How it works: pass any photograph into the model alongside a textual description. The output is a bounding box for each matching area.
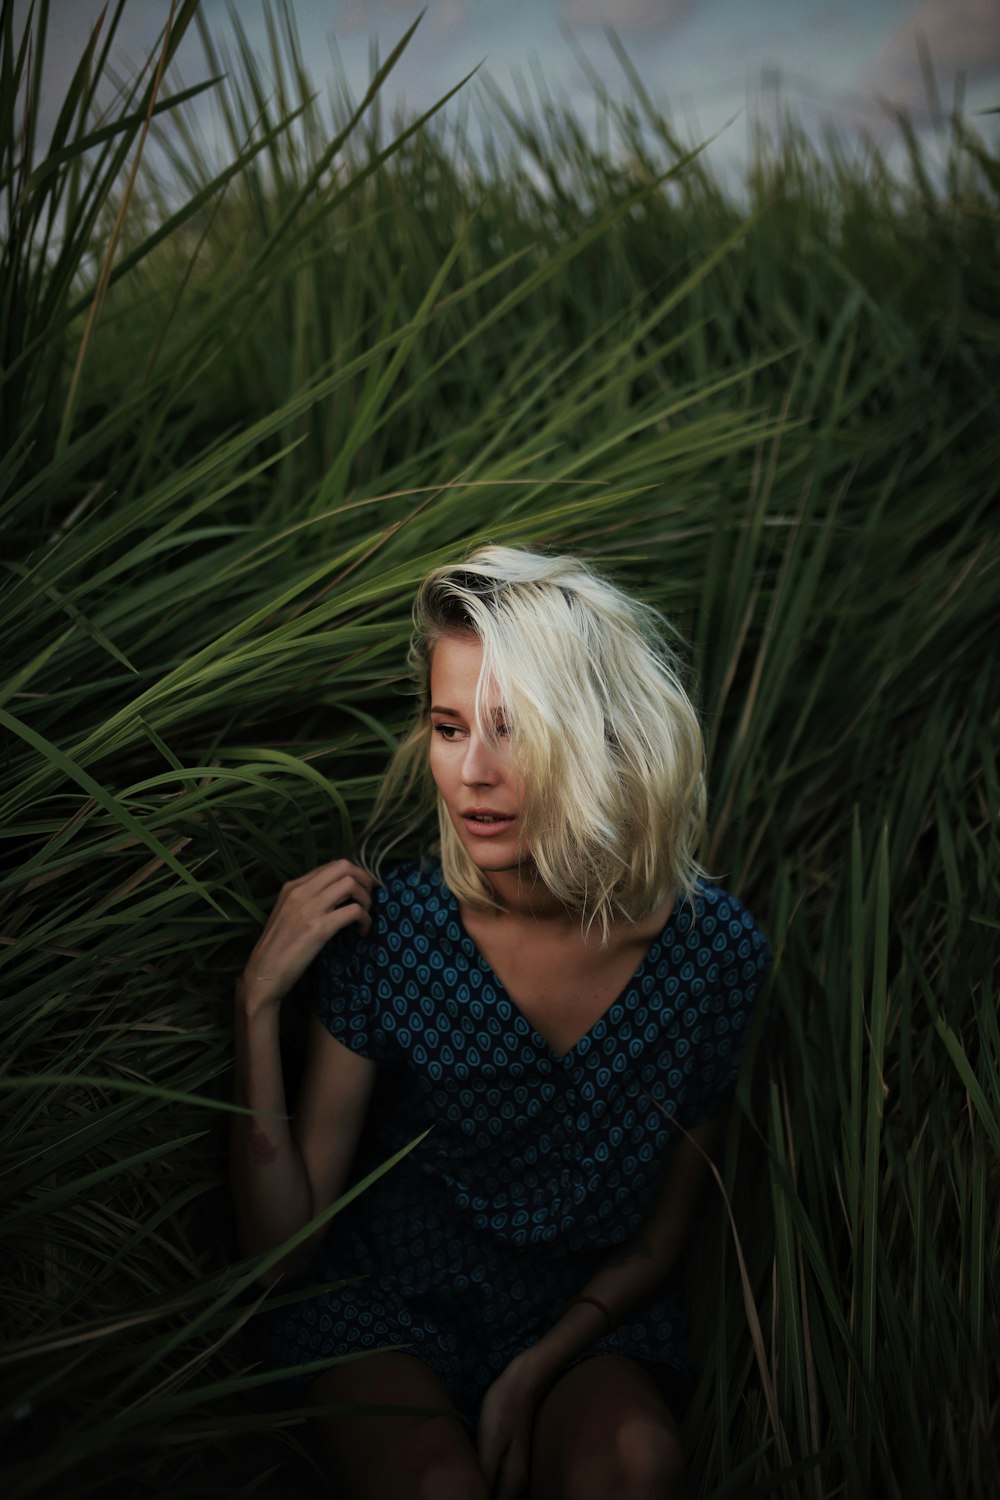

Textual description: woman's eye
[434,723,463,741]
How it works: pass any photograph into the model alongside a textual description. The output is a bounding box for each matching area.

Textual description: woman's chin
[462,837,532,875]
[470,847,530,873]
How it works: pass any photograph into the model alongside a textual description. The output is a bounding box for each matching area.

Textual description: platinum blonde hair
[364,545,706,937]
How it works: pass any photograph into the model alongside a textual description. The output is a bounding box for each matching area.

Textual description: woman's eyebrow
[429,704,465,717]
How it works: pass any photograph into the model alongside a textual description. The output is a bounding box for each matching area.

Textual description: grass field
[2,4,998,1496]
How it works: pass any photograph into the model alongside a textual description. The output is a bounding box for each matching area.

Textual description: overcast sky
[22,0,1000,176]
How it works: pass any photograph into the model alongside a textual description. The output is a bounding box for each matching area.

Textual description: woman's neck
[481,863,576,926]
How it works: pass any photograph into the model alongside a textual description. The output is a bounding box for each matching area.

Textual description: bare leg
[305,1351,488,1500]
[530,1354,691,1500]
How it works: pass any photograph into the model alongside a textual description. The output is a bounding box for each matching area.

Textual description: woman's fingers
[478,1438,500,1494]
[260,879,372,957]
[323,900,371,937]
[238,861,375,1011]
[319,874,373,914]
[495,1437,528,1500]
[476,1410,500,1491]
[478,1422,522,1498]
[283,858,374,897]
[262,870,371,935]
[266,866,371,925]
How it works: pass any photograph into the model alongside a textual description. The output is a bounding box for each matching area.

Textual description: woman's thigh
[305,1351,487,1500]
[530,1354,691,1500]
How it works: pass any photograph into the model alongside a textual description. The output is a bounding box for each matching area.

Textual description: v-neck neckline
[434,864,685,1065]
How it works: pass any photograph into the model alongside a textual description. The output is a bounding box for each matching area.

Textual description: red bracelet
[566,1295,613,1331]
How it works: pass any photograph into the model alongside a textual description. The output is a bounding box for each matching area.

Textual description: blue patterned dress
[259,858,770,1427]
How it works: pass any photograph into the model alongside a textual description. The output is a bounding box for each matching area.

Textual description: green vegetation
[2,3,997,1496]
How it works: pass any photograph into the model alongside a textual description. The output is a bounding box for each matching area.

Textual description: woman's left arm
[477,1118,719,1495]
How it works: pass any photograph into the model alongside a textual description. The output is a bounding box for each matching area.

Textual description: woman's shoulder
[315,856,449,978]
[686,880,771,972]
[692,880,766,931]
[373,855,447,909]
[360,856,454,942]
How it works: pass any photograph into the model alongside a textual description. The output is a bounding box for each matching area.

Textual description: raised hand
[237,859,374,1016]
[477,1349,548,1499]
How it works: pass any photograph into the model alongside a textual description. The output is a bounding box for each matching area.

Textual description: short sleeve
[681,896,772,1128]
[309,925,384,1063]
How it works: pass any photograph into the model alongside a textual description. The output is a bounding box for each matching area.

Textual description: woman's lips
[461,811,517,838]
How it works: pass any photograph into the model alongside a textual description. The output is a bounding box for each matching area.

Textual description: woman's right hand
[236,859,374,1016]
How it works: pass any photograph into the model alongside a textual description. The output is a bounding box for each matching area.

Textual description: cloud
[340,0,468,37]
[868,0,1000,107]
[560,0,691,32]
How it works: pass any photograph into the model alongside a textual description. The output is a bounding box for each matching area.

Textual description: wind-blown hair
[364,545,706,937]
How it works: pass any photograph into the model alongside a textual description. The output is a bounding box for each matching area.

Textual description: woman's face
[428,632,527,875]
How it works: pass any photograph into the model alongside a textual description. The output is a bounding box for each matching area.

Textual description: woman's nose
[461,732,500,786]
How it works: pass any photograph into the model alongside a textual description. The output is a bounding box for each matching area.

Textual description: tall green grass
[2,4,997,1496]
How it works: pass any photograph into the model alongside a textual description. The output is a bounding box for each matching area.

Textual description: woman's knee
[305,1354,486,1499]
[395,1418,488,1500]
[562,1416,690,1500]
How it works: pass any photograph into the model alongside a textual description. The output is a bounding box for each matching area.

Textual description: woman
[232,546,770,1500]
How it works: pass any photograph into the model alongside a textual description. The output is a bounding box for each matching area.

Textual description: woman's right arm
[230,859,377,1287]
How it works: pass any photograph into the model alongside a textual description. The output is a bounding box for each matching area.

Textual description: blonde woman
[232,546,770,1500]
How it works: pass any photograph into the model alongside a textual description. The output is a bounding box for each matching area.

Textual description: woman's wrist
[506,1343,558,1397]
[565,1295,613,1331]
[523,1297,613,1382]
[235,970,283,1009]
